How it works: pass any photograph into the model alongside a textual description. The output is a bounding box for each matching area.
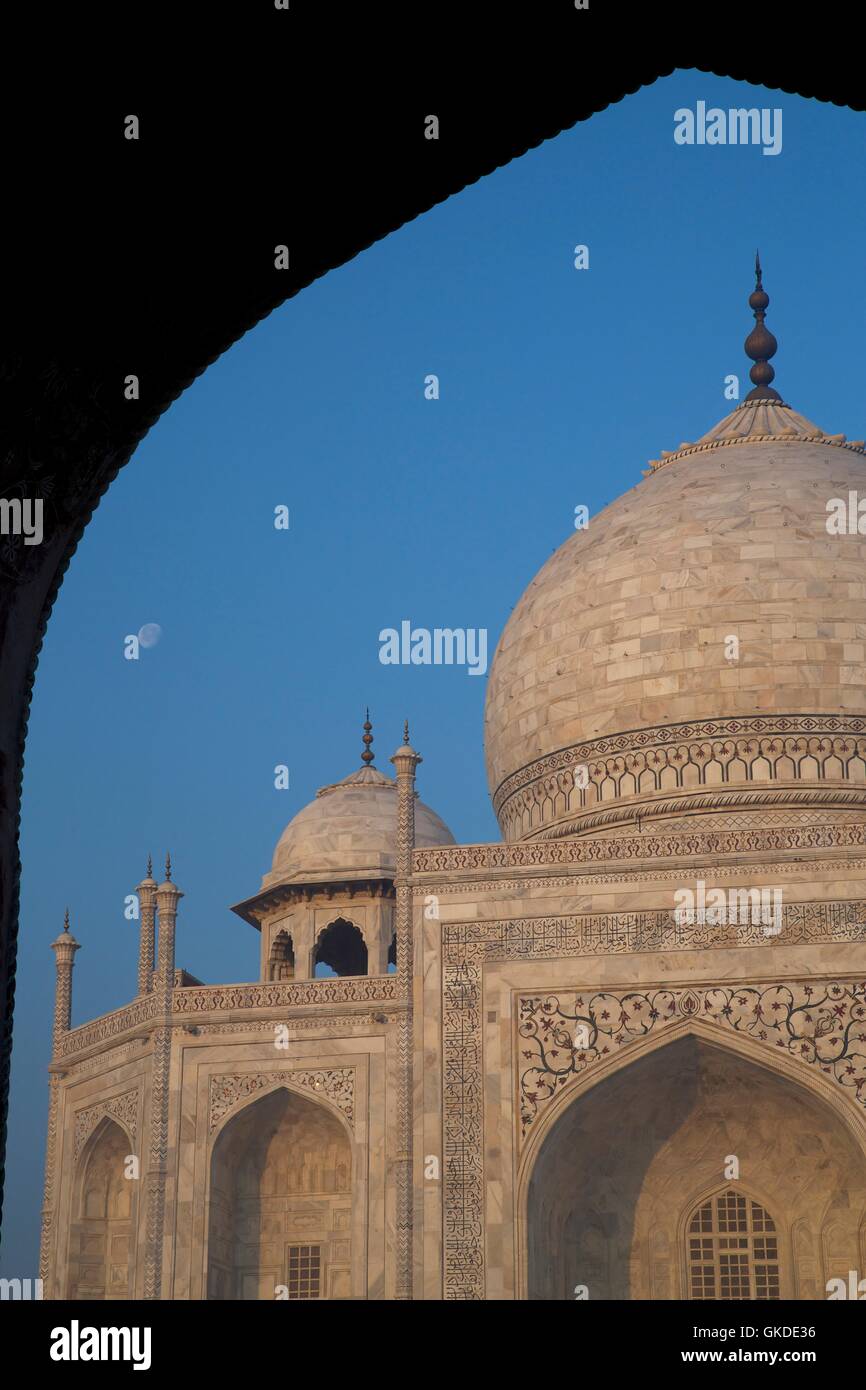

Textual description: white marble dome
[264,763,455,887]
[484,398,866,841]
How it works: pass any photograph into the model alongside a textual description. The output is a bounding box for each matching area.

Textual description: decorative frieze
[174,976,400,1015]
[442,900,866,964]
[54,980,403,1061]
[58,994,156,1058]
[490,716,866,841]
[187,1012,398,1037]
[414,858,866,898]
[414,817,866,876]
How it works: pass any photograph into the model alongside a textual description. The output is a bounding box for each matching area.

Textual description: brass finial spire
[146,852,153,879]
[361,708,374,764]
[63,906,70,933]
[744,251,781,402]
[403,720,410,745]
[165,851,172,882]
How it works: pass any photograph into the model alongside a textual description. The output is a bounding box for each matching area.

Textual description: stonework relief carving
[443,959,484,1300]
[440,908,866,1301]
[442,901,866,965]
[73,1089,139,1161]
[492,716,866,839]
[414,818,866,875]
[175,977,399,1014]
[59,994,157,1058]
[517,982,866,1143]
[208,1069,355,1132]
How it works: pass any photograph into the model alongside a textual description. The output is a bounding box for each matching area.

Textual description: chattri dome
[263,718,454,887]
[484,260,866,843]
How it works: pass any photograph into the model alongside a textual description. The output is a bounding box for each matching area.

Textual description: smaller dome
[264,764,454,888]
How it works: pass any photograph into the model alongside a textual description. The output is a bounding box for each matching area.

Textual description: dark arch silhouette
[1,36,863,1238]
[314,919,368,978]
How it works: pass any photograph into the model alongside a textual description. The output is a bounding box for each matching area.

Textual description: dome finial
[63,906,70,933]
[744,251,782,402]
[361,708,374,764]
[403,719,410,745]
[165,851,172,882]
[146,852,153,879]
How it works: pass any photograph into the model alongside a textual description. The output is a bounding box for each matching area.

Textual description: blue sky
[3,72,864,1276]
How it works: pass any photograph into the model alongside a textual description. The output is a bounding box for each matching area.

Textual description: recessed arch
[518,1025,866,1300]
[206,1084,356,1301]
[66,1115,137,1299]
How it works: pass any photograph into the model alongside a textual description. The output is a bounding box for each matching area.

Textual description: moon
[138,623,162,649]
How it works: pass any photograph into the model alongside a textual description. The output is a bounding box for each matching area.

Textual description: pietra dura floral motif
[518,982,866,1141]
[208,1069,355,1132]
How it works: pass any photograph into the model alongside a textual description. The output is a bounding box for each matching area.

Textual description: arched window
[686,1188,780,1300]
[314,918,367,978]
[387,932,396,973]
[268,929,294,981]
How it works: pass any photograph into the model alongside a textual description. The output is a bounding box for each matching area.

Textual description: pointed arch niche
[205,1085,357,1300]
[268,928,295,981]
[67,1116,137,1299]
[521,1034,866,1300]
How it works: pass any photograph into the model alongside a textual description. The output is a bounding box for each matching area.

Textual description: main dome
[485,382,866,842]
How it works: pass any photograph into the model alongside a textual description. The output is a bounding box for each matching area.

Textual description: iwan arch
[40,267,866,1299]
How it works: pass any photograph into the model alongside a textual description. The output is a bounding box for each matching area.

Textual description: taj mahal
[39,264,866,1300]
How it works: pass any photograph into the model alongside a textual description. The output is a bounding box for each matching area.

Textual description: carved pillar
[50,910,80,1055]
[292,903,315,981]
[390,724,421,1300]
[39,1071,61,1295]
[41,911,79,1295]
[367,895,390,976]
[143,856,182,1299]
[137,856,157,995]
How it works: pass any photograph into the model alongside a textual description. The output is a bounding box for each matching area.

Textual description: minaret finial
[165,851,172,882]
[361,708,374,764]
[63,906,70,933]
[147,852,153,879]
[403,720,410,745]
[744,252,781,403]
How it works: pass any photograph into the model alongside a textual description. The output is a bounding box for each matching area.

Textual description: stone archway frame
[440,903,866,1299]
[201,1071,364,1302]
[513,1018,866,1301]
